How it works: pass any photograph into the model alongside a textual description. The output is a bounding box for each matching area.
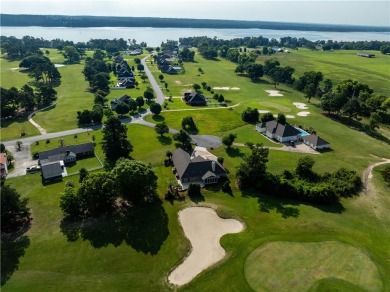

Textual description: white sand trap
[168,207,244,286]
[286,115,295,119]
[293,102,308,109]
[297,111,310,117]
[258,110,270,114]
[175,80,182,85]
[213,87,230,90]
[54,64,65,67]
[265,90,283,96]
[230,87,240,90]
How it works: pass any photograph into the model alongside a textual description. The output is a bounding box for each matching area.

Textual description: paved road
[141,55,165,105]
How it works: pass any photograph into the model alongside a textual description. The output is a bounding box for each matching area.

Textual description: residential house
[111,95,132,110]
[114,55,124,63]
[256,120,301,142]
[0,153,9,178]
[172,148,226,187]
[183,92,207,106]
[38,143,94,182]
[302,134,330,150]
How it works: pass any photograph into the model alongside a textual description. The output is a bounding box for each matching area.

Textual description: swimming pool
[296,128,309,137]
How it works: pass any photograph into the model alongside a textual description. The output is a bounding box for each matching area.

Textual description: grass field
[2,47,390,291]
[257,48,390,96]
[244,241,382,292]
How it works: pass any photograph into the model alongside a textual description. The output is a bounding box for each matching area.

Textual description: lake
[2,26,390,46]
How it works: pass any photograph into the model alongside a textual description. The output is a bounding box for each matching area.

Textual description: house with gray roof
[302,134,330,150]
[172,148,226,187]
[183,92,207,106]
[38,143,94,182]
[256,120,301,142]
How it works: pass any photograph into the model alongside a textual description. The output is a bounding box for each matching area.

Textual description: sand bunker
[297,111,310,117]
[213,87,230,90]
[168,207,244,286]
[286,115,295,119]
[265,90,283,97]
[230,87,240,90]
[54,64,65,67]
[258,110,270,114]
[175,80,182,85]
[293,102,308,109]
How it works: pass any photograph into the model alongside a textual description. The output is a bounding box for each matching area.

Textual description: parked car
[26,165,41,173]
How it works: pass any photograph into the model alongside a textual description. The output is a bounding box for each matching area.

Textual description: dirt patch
[297,111,310,117]
[175,80,182,85]
[168,207,244,286]
[265,90,283,96]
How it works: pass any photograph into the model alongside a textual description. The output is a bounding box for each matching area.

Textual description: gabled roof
[41,161,63,179]
[38,143,94,161]
[264,121,300,138]
[303,134,329,146]
[202,171,216,180]
[184,92,207,104]
[172,148,191,178]
[172,148,226,180]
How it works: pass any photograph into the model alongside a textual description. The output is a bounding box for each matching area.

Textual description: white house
[256,121,300,142]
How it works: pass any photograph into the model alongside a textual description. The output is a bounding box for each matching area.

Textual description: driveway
[190,135,222,148]
[6,143,38,178]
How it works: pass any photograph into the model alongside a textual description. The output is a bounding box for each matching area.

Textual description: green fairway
[2,46,390,291]
[244,241,382,292]
[257,49,390,96]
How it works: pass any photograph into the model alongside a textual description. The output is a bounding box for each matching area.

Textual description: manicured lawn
[245,241,382,292]
[2,47,390,291]
[0,115,40,141]
[257,48,390,96]
[65,157,102,175]
[146,107,246,136]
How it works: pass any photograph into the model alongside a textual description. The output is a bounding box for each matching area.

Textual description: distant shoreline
[1,14,389,32]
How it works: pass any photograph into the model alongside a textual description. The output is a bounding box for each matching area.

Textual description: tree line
[236,144,361,204]
[3,14,389,32]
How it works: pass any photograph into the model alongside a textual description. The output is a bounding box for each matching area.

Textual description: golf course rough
[244,241,382,292]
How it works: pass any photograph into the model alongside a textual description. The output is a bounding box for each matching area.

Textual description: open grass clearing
[244,241,382,292]
[0,115,41,141]
[146,107,246,136]
[257,48,390,96]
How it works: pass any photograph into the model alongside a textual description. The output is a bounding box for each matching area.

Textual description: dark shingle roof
[172,148,226,180]
[184,92,207,104]
[303,134,329,146]
[265,121,300,138]
[41,161,63,180]
[39,143,94,161]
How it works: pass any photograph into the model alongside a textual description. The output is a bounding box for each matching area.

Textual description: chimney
[212,161,215,172]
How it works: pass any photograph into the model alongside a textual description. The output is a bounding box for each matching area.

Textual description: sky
[1,0,389,27]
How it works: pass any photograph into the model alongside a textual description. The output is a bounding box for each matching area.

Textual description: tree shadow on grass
[1,225,31,286]
[151,115,165,122]
[157,135,172,145]
[188,192,205,204]
[257,196,300,219]
[226,147,245,158]
[60,199,169,255]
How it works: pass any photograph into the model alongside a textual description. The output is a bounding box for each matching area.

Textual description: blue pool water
[296,128,309,136]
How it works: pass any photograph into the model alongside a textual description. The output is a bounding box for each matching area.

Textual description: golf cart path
[27,103,58,135]
[362,158,390,193]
